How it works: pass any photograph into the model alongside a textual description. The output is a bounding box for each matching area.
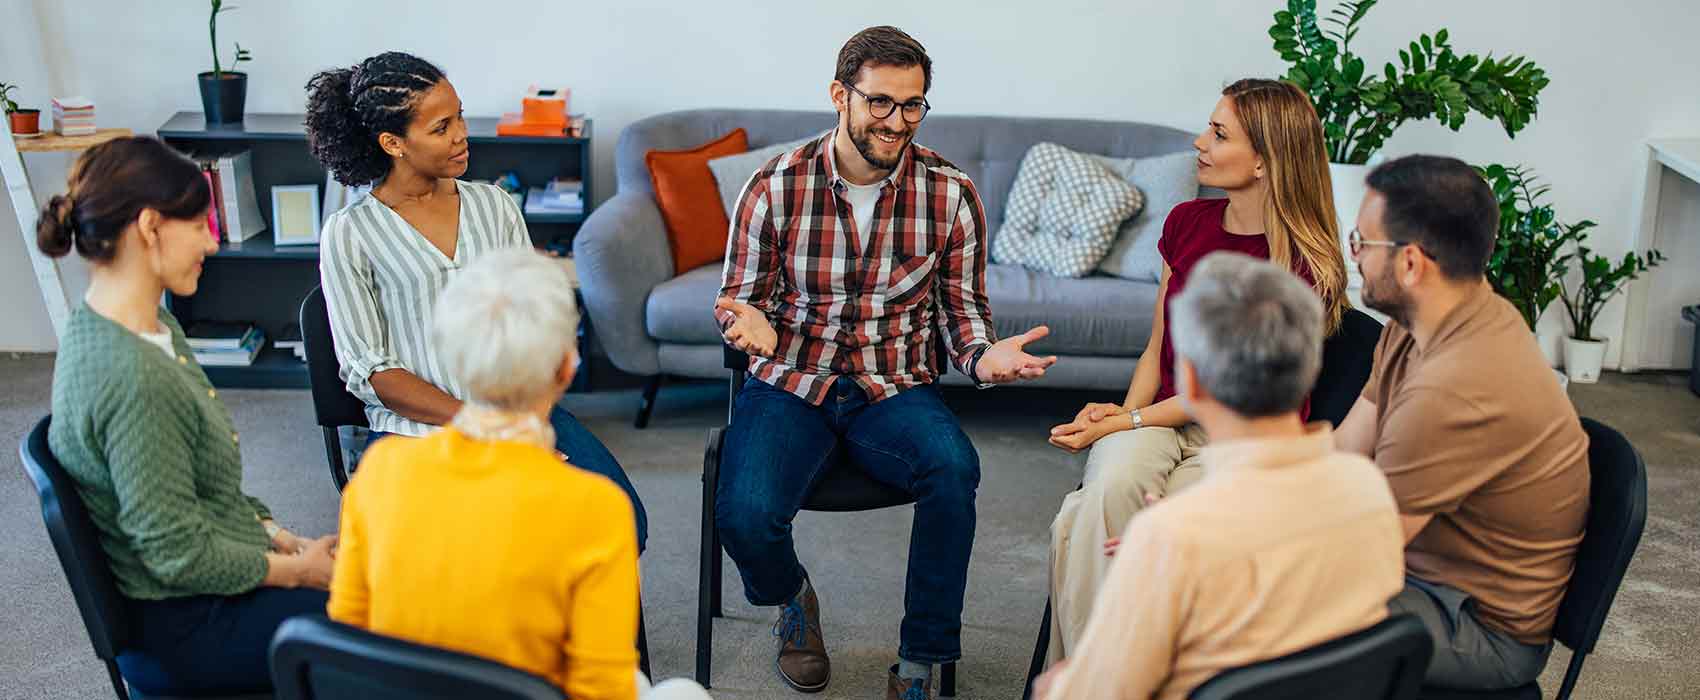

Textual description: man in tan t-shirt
[1035,252,1405,700]
[1338,155,1590,691]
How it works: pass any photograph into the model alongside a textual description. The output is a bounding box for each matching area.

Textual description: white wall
[4,0,1698,361]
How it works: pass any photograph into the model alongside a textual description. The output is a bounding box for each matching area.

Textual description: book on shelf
[194,328,266,367]
[274,322,305,361]
[186,321,260,351]
[185,148,264,245]
[524,178,585,215]
[201,170,223,243]
[321,172,372,224]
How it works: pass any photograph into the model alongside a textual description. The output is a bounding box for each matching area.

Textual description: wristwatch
[261,518,283,542]
[1130,408,1145,430]
[967,345,993,389]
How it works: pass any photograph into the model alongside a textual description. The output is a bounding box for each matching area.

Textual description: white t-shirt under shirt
[138,328,175,359]
[840,178,881,237]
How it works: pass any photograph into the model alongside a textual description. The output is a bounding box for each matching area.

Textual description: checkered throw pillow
[992,143,1144,278]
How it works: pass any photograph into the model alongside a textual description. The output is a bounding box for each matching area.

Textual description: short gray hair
[431,248,580,411]
[1169,252,1323,417]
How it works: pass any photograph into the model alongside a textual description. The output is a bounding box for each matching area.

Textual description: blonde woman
[1044,78,1351,661]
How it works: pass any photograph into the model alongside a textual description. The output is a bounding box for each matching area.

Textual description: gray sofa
[574,108,1197,424]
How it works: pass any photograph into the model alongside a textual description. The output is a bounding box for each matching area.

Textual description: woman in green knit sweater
[40,137,336,696]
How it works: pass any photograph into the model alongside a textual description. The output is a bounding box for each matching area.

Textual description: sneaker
[773,581,829,692]
[886,664,933,700]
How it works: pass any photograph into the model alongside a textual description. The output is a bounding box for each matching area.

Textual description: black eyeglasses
[841,82,930,124]
[1348,227,1409,257]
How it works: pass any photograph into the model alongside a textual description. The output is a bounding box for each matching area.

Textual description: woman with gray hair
[327,249,709,700]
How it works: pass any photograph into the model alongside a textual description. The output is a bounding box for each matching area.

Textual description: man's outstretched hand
[715,297,778,358]
[974,326,1058,384]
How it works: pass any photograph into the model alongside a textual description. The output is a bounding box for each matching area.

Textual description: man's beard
[1361,263,1412,329]
[850,120,911,171]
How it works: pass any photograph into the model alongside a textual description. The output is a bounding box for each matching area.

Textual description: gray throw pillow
[992,143,1143,278]
[1093,150,1201,283]
[707,136,817,218]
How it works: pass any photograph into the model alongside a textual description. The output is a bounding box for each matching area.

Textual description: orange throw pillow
[647,128,749,275]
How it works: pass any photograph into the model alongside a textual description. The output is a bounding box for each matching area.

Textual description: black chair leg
[634,376,663,429]
[104,661,129,700]
[322,426,348,492]
[1024,599,1053,699]
[1556,651,1586,700]
[697,427,724,687]
[942,661,957,697]
[638,603,652,680]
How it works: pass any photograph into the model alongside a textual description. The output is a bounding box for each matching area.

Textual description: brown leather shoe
[886,664,934,700]
[773,582,830,692]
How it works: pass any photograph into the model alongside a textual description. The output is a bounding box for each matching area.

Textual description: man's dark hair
[1365,154,1499,280]
[835,26,932,93]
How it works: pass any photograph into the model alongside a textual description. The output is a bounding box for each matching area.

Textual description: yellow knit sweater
[328,428,639,700]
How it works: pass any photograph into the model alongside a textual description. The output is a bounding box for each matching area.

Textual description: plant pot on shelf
[1564,336,1607,384]
[9,108,41,137]
[197,72,247,125]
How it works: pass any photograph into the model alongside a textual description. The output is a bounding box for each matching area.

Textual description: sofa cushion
[1094,150,1200,283]
[992,143,1142,278]
[708,136,816,219]
[645,262,1159,359]
[985,264,1157,357]
[646,263,726,345]
[646,128,748,276]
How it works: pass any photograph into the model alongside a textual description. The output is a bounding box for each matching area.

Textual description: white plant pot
[1564,337,1608,384]
[1537,327,1565,368]
[1553,367,1570,393]
[1329,161,1375,290]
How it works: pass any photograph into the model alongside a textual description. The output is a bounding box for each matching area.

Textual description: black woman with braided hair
[303,52,647,543]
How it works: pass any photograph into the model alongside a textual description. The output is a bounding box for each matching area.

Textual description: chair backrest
[1311,308,1384,427]
[300,286,369,430]
[270,616,566,700]
[18,415,131,663]
[1189,614,1432,700]
[1552,418,1648,654]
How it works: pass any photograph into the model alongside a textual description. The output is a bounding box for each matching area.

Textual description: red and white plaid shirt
[718,129,997,405]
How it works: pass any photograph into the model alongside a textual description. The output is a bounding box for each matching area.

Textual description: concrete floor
[0,353,1695,699]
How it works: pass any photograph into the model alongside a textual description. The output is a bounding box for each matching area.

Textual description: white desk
[1621,139,1700,372]
[0,127,131,342]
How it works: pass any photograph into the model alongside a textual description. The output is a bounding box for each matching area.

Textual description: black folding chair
[270,616,564,700]
[300,286,368,492]
[697,344,959,696]
[1022,308,1386,697]
[1190,614,1432,699]
[19,416,270,700]
[1418,417,1649,700]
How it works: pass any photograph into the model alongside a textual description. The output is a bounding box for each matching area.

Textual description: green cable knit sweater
[49,305,272,600]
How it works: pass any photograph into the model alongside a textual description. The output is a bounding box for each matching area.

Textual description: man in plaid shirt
[713,26,1056,700]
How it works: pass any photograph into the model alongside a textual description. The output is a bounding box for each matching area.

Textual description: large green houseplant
[1478,164,1592,332]
[1269,0,1550,165]
[197,0,253,124]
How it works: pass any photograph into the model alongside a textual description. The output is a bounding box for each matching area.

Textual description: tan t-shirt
[1365,284,1589,644]
[1046,425,1405,700]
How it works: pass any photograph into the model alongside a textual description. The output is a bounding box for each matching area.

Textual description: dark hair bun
[36,194,77,258]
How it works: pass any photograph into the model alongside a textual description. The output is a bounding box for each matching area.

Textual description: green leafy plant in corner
[0,83,20,114]
[1477,164,1591,331]
[1270,0,1550,164]
[1560,245,1665,343]
[209,0,252,78]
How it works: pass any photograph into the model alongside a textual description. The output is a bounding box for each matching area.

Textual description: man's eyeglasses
[1348,227,1408,257]
[841,82,930,124]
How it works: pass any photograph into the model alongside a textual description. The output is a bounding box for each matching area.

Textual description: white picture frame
[271,184,322,246]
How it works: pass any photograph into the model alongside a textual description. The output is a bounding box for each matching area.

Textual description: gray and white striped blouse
[319,180,528,437]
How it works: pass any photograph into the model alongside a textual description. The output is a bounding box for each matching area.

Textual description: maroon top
[1154,198,1315,418]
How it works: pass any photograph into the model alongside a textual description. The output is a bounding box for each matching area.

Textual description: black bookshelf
[159,111,595,389]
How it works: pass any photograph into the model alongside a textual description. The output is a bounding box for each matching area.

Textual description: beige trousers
[1046,423,1210,663]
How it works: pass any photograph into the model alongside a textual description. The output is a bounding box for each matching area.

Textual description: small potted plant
[197,0,252,125]
[2,82,41,138]
[1478,163,1591,366]
[1558,245,1666,383]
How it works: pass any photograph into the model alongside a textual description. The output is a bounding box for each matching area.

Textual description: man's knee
[915,428,981,495]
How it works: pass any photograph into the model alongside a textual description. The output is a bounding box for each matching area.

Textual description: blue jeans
[716,376,980,663]
[366,404,648,551]
[117,587,329,695]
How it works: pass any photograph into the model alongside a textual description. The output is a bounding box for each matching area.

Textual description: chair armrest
[574,191,675,376]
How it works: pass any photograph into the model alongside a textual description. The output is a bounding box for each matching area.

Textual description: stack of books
[274,323,306,362]
[187,149,265,246]
[186,321,266,367]
[524,178,584,216]
[52,97,96,136]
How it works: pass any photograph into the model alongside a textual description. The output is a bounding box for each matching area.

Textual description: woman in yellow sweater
[327,248,707,700]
